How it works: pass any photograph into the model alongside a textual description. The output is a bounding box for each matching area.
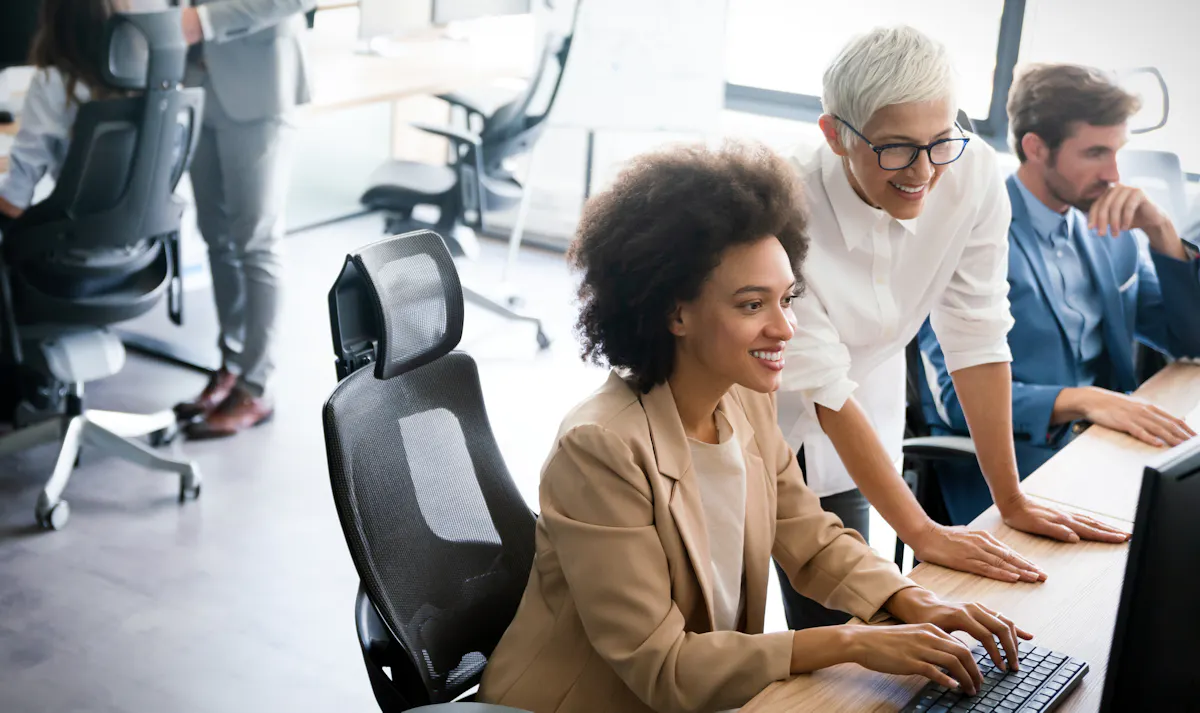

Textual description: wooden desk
[306,33,529,115]
[745,363,1200,713]
[304,8,532,115]
[1021,363,1200,522]
[744,505,1130,713]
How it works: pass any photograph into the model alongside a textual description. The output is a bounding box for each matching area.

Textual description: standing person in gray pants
[171,0,316,439]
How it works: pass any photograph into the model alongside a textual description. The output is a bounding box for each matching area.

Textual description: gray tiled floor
[0,215,607,713]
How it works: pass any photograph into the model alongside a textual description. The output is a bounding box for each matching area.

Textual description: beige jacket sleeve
[764,396,918,622]
[540,424,795,713]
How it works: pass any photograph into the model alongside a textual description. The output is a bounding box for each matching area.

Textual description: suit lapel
[640,381,717,631]
[1007,176,1074,346]
[1070,212,1136,389]
[722,394,771,634]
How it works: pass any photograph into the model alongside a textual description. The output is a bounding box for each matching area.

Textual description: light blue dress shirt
[1014,176,1106,386]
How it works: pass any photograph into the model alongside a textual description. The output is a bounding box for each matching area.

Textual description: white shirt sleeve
[0,70,73,211]
[782,286,859,411]
[929,141,1015,373]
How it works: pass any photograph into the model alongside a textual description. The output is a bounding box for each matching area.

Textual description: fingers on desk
[979,533,1045,582]
[1061,512,1131,543]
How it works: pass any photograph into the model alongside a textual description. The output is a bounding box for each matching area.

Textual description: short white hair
[822,26,958,147]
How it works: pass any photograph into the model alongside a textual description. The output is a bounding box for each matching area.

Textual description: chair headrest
[328,230,465,382]
[102,9,189,92]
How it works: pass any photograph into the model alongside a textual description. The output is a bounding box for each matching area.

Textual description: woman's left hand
[884,587,1033,673]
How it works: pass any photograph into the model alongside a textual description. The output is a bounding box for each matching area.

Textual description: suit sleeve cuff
[196,5,215,42]
[1013,384,1064,443]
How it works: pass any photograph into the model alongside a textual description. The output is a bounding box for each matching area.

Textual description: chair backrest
[2,9,202,327]
[479,7,579,169]
[1117,149,1188,225]
[323,230,536,705]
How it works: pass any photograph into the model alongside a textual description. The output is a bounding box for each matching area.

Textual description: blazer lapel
[640,380,717,631]
[1070,211,1136,389]
[1007,176,1073,346]
[721,393,771,635]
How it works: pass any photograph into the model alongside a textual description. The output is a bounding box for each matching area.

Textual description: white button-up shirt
[778,136,1014,497]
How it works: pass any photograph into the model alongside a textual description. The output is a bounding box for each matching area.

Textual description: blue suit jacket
[917,173,1200,523]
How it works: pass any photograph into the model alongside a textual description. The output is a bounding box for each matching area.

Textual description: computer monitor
[0,0,40,69]
[1100,435,1200,711]
[431,0,531,24]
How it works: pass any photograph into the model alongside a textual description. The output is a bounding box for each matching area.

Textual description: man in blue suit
[918,63,1200,525]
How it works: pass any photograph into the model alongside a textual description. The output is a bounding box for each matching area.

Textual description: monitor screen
[432,0,531,25]
[1101,435,1200,711]
[0,1,40,69]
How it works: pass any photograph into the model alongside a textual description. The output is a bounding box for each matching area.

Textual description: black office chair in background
[0,9,205,529]
[894,338,977,566]
[322,230,535,711]
[360,23,577,352]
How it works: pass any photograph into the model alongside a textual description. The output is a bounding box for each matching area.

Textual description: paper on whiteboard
[549,0,728,134]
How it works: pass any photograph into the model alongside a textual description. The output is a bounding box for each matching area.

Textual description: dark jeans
[774,486,872,630]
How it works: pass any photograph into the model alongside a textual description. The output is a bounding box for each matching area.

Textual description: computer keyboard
[901,640,1088,713]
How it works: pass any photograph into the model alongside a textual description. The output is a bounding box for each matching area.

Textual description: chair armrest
[412,122,482,147]
[437,91,490,118]
[902,435,977,461]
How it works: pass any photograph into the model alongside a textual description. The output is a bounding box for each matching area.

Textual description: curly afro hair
[569,140,810,393]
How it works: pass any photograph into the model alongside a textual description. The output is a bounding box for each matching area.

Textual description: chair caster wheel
[179,465,202,503]
[536,330,551,350]
[36,500,69,530]
[149,423,179,447]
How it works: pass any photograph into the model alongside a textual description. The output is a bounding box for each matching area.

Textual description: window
[725,0,1007,120]
[1018,0,1200,173]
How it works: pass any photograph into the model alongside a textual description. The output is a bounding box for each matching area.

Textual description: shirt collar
[819,144,919,251]
[1014,172,1072,242]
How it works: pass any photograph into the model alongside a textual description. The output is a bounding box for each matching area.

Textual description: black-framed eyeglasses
[834,116,970,171]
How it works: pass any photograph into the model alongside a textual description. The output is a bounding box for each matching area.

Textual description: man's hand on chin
[181,7,204,45]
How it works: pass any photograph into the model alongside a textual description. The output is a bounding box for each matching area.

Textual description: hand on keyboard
[846,622,984,696]
[884,587,1034,675]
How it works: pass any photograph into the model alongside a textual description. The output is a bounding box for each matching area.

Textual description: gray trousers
[188,65,294,395]
[774,486,871,630]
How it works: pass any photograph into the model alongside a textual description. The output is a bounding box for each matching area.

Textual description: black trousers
[775,448,872,630]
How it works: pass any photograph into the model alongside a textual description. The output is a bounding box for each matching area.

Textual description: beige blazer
[478,371,915,713]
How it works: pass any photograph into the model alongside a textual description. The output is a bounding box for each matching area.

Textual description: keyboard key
[997,705,1018,713]
[950,703,972,712]
[929,705,951,713]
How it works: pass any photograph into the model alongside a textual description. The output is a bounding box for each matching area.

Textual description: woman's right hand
[910,523,1046,583]
[845,623,983,696]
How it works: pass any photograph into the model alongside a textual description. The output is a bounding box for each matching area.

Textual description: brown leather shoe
[174,368,238,421]
[184,384,274,440]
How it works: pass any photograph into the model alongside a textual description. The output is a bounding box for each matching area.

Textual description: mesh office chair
[359,24,577,351]
[0,10,204,529]
[322,230,535,711]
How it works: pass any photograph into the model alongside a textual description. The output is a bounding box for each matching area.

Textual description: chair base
[0,408,202,530]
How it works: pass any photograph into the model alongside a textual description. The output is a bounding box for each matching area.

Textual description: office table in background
[744,362,1200,713]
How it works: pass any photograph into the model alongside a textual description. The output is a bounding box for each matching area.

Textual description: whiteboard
[548,0,728,133]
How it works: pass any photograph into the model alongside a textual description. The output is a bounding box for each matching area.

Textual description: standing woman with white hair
[775,26,1130,630]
